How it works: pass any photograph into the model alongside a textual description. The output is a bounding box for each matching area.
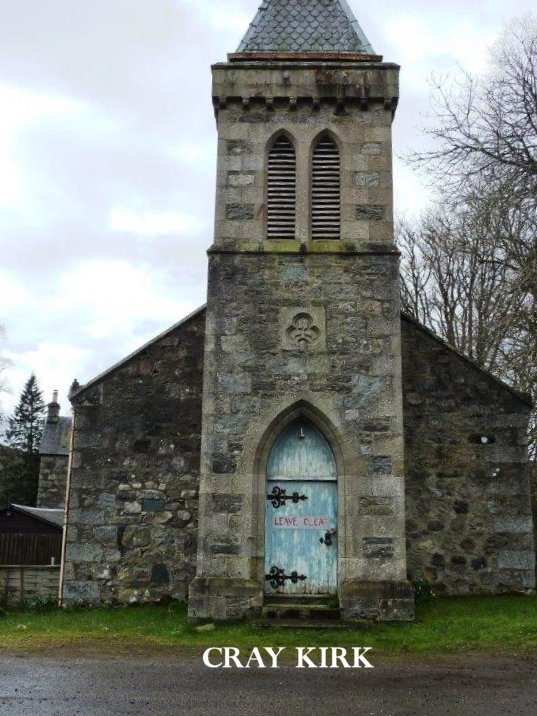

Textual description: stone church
[58,0,535,622]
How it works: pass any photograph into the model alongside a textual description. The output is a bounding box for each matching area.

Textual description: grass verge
[0,594,536,656]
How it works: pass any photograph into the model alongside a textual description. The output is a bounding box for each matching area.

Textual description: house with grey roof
[37,391,72,509]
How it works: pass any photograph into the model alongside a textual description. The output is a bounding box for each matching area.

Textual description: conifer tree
[6,374,45,505]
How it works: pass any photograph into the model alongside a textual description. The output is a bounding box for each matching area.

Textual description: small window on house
[311,133,340,239]
[267,135,296,239]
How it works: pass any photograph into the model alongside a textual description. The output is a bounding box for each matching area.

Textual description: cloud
[182,0,251,35]
[383,14,498,78]
[58,259,192,340]
[1,0,536,421]
[3,343,89,411]
[1,258,205,413]
[108,209,204,237]
[0,83,86,211]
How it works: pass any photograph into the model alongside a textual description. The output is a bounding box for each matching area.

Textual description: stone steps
[250,598,368,629]
[262,604,341,621]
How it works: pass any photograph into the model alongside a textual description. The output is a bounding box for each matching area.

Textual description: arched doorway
[264,419,337,595]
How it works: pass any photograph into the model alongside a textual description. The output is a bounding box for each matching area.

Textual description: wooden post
[3,567,10,607]
[20,566,25,607]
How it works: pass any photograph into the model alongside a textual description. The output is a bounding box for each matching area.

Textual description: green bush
[413,580,436,606]
[22,594,58,614]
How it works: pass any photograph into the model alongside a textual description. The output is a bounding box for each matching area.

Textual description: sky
[0,0,535,420]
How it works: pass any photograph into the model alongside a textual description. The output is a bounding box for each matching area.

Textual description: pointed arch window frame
[265,131,297,240]
[310,131,341,240]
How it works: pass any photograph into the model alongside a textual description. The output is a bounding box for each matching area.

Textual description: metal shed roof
[9,504,64,529]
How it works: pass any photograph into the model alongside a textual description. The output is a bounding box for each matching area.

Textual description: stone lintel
[207,246,401,257]
[227,52,385,63]
[214,60,400,70]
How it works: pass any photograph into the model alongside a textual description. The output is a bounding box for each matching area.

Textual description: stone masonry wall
[61,304,534,607]
[193,249,411,619]
[62,310,205,605]
[191,58,413,621]
[38,455,69,509]
[211,62,400,254]
[402,316,535,594]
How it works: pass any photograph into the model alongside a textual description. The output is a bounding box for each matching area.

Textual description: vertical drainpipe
[57,397,77,607]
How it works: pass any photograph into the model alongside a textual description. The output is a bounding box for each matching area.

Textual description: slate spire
[237,0,374,55]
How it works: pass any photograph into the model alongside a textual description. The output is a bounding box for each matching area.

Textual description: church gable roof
[69,306,531,409]
[237,0,374,55]
[401,313,532,408]
[70,305,206,401]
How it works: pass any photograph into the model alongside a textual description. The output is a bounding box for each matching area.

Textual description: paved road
[0,652,536,715]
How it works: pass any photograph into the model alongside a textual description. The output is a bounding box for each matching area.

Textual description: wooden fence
[0,533,62,566]
[0,565,60,608]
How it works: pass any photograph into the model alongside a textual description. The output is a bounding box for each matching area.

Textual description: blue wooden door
[264,420,337,595]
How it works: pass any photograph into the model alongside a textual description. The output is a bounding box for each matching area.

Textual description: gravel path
[0,651,536,715]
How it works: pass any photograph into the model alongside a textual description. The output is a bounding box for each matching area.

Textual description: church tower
[189,0,414,621]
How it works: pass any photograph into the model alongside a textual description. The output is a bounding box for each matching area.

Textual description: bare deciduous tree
[399,193,524,372]
[412,15,537,197]
[404,14,537,461]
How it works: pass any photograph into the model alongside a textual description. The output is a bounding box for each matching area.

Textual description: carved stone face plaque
[280,307,326,352]
[287,313,320,350]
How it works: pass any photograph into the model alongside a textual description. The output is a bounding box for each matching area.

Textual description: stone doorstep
[254,599,374,628]
[252,618,369,630]
[262,604,341,621]
[267,594,332,605]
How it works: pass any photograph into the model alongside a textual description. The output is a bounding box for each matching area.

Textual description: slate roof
[10,504,64,528]
[39,416,72,456]
[237,0,374,54]
[401,313,532,407]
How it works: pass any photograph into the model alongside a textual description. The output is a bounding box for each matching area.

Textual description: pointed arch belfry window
[267,134,296,239]
[311,133,341,240]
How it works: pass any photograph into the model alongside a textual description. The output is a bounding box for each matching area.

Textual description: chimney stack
[47,390,60,424]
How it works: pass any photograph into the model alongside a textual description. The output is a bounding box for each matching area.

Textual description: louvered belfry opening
[267,134,296,239]
[311,133,341,239]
